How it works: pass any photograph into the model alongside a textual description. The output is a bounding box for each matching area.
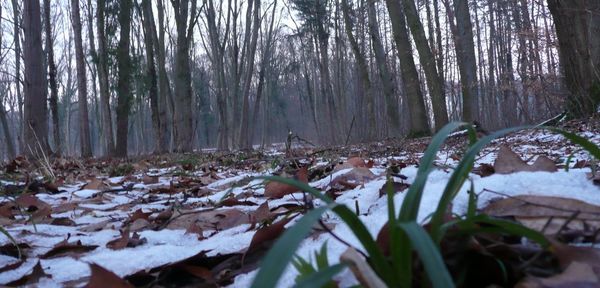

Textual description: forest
[0,0,596,159]
[0,0,600,287]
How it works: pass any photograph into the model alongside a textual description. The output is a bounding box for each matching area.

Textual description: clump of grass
[110,163,135,177]
[250,122,600,288]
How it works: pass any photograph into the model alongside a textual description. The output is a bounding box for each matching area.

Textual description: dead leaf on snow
[142,175,159,185]
[40,239,98,259]
[85,263,134,288]
[493,146,557,174]
[106,229,147,250]
[245,215,298,255]
[482,195,600,235]
[82,178,110,191]
[6,261,51,286]
[378,181,410,198]
[167,209,250,231]
[15,193,52,219]
[264,166,309,199]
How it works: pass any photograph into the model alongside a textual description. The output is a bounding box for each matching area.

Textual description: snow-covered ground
[1,126,599,287]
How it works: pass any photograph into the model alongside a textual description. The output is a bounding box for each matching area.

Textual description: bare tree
[116,0,133,157]
[71,0,92,157]
[385,0,430,136]
[401,0,448,130]
[171,0,199,152]
[97,0,115,156]
[23,0,51,156]
[44,0,61,155]
[548,0,600,117]
[0,4,16,159]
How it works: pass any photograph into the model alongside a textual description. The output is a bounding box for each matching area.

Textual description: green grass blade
[429,126,529,242]
[399,121,466,221]
[546,128,600,160]
[0,227,20,259]
[397,222,455,288]
[293,263,346,288]
[467,215,549,247]
[253,176,393,283]
[251,205,333,288]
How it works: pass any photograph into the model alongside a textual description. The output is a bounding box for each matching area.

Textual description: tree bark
[44,0,61,155]
[96,0,115,156]
[70,0,92,157]
[367,0,401,136]
[171,0,198,152]
[547,0,600,117]
[401,0,448,130]
[116,0,133,157]
[341,0,376,140]
[154,0,172,152]
[141,0,163,153]
[384,0,430,136]
[23,0,51,156]
[11,0,23,152]
[238,0,261,150]
[443,0,478,122]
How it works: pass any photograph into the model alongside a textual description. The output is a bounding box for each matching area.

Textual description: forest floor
[1,119,600,287]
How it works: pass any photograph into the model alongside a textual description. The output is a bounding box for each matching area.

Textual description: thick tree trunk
[97,0,115,156]
[384,0,430,136]
[116,0,133,157]
[43,0,61,155]
[23,0,51,156]
[401,0,448,130]
[171,0,197,152]
[70,0,92,157]
[547,0,600,117]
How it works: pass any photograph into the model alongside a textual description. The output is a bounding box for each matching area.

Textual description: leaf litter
[0,120,600,287]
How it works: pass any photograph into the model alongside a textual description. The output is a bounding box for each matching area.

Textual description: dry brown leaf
[246,215,297,254]
[264,167,309,199]
[494,146,557,174]
[40,239,98,259]
[142,175,159,185]
[167,209,250,231]
[85,263,133,288]
[15,193,52,219]
[516,261,599,288]
[6,261,51,286]
[482,195,600,234]
[83,178,109,190]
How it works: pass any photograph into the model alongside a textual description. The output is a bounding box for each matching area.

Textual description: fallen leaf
[85,263,134,288]
[378,181,410,198]
[246,215,298,254]
[264,167,309,199]
[220,197,257,207]
[482,195,600,235]
[7,261,51,286]
[494,146,557,174]
[15,193,52,219]
[106,229,147,250]
[40,239,98,259]
[83,178,109,190]
[516,261,599,288]
[142,175,159,185]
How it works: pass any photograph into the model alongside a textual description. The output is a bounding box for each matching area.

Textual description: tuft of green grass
[250,123,600,287]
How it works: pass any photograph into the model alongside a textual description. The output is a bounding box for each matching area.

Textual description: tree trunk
[249,0,277,146]
[547,0,600,117]
[0,5,15,159]
[116,0,133,157]
[238,0,261,150]
[141,0,162,153]
[341,0,376,140]
[43,0,61,155]
[443,0,478,122]
[367,0,401,136]
[70,0,92,157]
[11,0,23,152]
[401,0,448,130]
[171,0,198,152]
[97,0,115,156]
[384,0,430,136]
[23,0,51,156]
[153,0,172,153]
